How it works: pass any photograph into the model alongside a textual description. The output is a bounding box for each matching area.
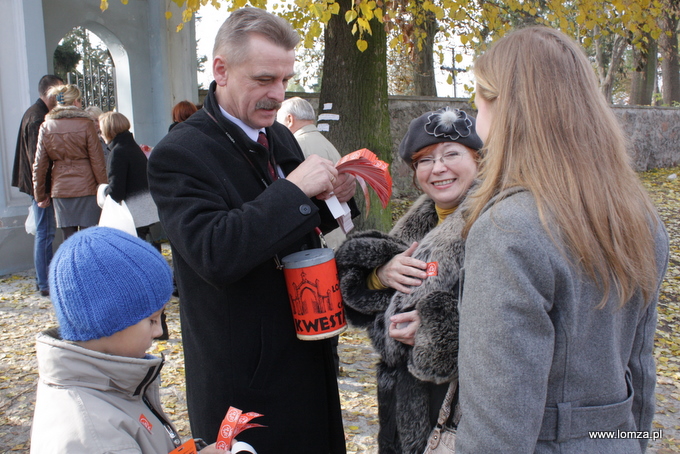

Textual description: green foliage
[53,43,80,81]
[53,27,113,83]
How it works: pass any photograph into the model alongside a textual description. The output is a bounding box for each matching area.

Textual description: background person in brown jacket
[33,84,107,240]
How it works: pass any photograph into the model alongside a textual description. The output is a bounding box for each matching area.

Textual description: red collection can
[281,248,347,340]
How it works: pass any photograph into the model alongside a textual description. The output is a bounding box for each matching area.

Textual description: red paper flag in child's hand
[215,407,265,451]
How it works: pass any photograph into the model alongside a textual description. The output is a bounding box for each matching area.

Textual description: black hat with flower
[398,107,484,163]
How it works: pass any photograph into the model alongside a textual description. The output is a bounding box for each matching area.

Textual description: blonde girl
[456,26,669,453]
[33,85,107,239]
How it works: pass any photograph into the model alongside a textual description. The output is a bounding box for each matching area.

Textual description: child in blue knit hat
[30,227,229,454]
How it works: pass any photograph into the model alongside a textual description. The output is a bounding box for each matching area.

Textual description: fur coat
[336,194,464,453]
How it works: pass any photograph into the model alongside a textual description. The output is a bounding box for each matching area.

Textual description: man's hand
[332,173,356,203]
[287,154,338,199]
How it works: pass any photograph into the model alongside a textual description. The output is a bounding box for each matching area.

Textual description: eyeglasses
[414,151,465,170]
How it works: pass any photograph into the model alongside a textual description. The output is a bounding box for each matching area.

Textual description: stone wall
[618,106,680,172]
[288,93,680,198]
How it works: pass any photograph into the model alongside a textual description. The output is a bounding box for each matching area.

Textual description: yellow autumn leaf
[165,11,173,19]
[356,39,368,52]
[310,3,323,18]
[345,9,358,23]
[357,17,372,35]
[360,3,374,21]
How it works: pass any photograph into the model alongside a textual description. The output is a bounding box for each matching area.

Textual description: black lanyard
[204,109,290,269]
[204,109,276,189]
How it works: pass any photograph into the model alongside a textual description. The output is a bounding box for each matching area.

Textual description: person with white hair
[278,97,346,250]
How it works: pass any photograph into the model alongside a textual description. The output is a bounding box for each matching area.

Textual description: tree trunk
[320,0,393,231]
[659,9,680,105]
[594,30,627,103]
[413,12,438,97]
[630,39,658,105]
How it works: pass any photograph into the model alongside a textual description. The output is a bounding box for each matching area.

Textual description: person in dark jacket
[99,111,160,247]
[168,100,197,132]
[12,74,63,297]
[147,8,356,453]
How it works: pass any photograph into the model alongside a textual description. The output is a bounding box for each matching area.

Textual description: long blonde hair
[467,26,659,308]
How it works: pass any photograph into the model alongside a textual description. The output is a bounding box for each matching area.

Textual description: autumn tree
[102,0,674,227]
[659,0,680,104]
[319,0,393,230]
[629,36,658,105]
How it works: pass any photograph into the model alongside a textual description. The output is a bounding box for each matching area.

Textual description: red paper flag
[336,148,392,213]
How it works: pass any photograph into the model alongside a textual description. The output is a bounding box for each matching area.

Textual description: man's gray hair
[213,7,300,66]
[280,97,316,122]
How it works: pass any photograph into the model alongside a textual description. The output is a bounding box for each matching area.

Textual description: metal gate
[67,59,116,112]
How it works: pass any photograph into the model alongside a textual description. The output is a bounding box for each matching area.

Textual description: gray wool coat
[456,188,669,454]
[336,194,464,454]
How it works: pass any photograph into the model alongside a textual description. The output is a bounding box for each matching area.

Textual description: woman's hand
[389,310,421,346]
[376,242,428,293]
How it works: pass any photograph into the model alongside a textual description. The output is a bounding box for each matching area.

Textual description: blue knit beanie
[49,227,173,341]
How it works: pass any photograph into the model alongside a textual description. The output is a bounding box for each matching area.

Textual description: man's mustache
[256,100,281,110]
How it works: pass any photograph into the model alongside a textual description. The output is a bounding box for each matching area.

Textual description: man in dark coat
[147,8,355,453]
[12,74,63,297]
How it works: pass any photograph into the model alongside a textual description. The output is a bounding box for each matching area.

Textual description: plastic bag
[25,205,36,235]
[99,195,137,237]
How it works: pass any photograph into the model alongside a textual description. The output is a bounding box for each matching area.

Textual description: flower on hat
[424,107,473,140]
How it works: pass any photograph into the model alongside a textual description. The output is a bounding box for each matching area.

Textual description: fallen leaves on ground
[1,166,680,453]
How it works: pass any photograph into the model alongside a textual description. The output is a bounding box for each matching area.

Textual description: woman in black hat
[335,107,483,453]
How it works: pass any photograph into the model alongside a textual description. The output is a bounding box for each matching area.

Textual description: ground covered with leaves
[1,166,680,453]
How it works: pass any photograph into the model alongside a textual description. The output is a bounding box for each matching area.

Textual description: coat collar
[110,130,136,149]
[203,81,303,173]
[294,123,318,137]
[46,106,92,121]
[36,329,163,398]
[480,186,528,216]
